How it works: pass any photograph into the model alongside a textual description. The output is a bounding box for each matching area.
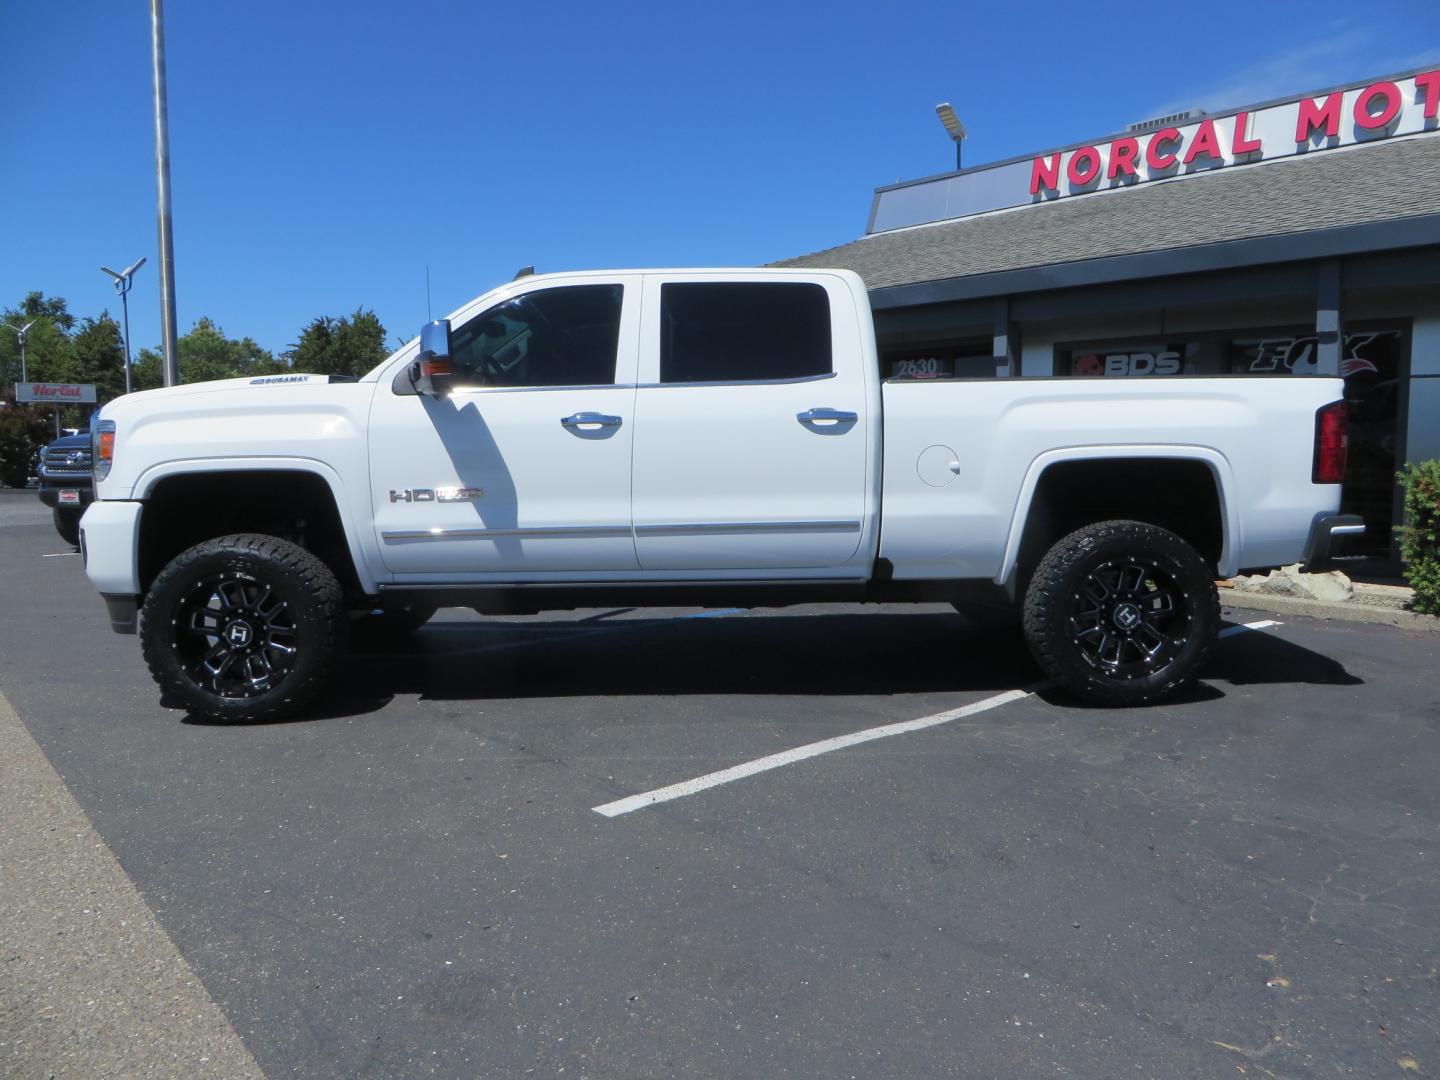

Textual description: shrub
[0,404,51,488]
[1398,460,1440,615]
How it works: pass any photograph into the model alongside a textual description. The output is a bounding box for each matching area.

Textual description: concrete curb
[0,689,264,1079]
[1221,589,1440,632]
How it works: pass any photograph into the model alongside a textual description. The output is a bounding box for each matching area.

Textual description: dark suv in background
[37,432,93,546]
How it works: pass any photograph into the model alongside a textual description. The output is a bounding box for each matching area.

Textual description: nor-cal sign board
[15,382,97,404]
[869,66,1440,233]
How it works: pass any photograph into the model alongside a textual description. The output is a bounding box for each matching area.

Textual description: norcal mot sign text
[867,66,1440,234]
[1030,71,1440,199]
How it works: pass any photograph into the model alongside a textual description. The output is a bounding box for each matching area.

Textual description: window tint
[660,282,831,383]
[448,284,623,387]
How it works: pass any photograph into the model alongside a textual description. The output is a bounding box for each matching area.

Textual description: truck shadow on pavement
[182,611,1365,724]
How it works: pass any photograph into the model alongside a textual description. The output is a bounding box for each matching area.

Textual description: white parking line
[594,619,1286,818]
[593,686,1042,818]
[42,552,78,558]
[1219,619,1282,638]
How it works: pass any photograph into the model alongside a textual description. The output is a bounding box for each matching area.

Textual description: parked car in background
[37,431,93,545]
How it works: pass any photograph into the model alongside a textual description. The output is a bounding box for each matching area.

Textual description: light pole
[101,257,147,395]
[3,320,35,383]
[150,0,179,386]
[935,103,968,170]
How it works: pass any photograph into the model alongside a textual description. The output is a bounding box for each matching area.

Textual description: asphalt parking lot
[2,495,1438,1079]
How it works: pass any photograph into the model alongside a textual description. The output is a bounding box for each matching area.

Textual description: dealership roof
[776,133,1440,305]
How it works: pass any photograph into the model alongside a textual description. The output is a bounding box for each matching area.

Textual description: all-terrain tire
[1022,520,1219,707]
[140,533,347,722]
[53,507,81,547]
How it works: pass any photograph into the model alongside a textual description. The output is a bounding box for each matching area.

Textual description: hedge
[1398,460,1440,615]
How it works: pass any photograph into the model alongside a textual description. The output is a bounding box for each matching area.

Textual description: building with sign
[779,65,1440,568]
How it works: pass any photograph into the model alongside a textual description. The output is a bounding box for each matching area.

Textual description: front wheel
[140,533,347,722]
[1022,520,1219,707]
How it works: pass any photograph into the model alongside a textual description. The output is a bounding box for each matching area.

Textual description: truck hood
[96,373,356,417]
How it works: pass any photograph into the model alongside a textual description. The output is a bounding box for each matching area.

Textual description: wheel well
[138,471,361,598]
[1013,458,1224,587]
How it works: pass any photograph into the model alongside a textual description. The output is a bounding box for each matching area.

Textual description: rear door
[630,274,872,572]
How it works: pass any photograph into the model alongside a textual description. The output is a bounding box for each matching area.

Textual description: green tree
[2,293,77,389]
[0,404,52,487]
[132,317,287,390]
[290,308,389,378]
[71,314,127,404]
[18,291,76,332]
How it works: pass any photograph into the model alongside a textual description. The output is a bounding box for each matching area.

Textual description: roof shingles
[775,134,1440,290]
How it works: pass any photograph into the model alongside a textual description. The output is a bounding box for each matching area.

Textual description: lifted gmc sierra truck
[79,269,1359,721]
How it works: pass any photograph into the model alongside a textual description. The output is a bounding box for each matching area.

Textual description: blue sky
[2,0,1437,359]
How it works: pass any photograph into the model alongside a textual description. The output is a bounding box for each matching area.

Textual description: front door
[630,275,872,571]
[369,278,641,577]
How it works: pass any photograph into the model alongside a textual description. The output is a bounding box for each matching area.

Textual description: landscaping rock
[1232,563,1354,603]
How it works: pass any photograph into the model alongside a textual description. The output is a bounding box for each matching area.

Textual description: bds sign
[15,382,97,404]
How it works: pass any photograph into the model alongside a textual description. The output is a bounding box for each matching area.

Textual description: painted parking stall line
[594,686,1041,818]
[1219,619,1282,638]
[595,619,1286,818]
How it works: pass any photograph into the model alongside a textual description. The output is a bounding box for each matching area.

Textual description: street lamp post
[935,103,968,170]
[3,320,35,383]
[101,258,147,395]
[150,0,180,386]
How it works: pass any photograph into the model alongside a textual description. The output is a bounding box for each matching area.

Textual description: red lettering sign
[1417,69,1440,119]
[1182,118,1224,165]
[1145,128,1182,170]
[1030,152,1061,194]
[1296,92,1342,142]
[1066,146,1102,186]
[1231,111,1262,155]
[1107,136,1140,178]
[1354,81,1402,129]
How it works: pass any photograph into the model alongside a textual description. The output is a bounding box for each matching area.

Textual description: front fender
[131,456,382,594]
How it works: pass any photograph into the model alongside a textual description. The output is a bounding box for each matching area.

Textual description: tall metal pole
[150,0,180,386]
[120,289,134,395]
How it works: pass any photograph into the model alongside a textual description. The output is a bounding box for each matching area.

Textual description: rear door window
[659,282,831,384]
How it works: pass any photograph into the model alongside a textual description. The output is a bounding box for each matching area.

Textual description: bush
[0,404,51,488]
[1398,460,1440,615]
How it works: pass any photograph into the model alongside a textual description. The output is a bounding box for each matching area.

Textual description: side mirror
[411,319,454,396]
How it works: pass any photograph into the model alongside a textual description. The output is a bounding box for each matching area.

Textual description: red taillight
[1313,400,1348,484]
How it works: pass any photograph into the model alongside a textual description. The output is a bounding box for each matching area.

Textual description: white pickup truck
[79,268,1360,721]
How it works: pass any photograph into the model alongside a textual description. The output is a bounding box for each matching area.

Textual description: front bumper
[37,479,95,511]
[1300,514,1368,575]
[79,502,143,634]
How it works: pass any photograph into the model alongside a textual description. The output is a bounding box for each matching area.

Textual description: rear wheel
[52,507,81,547]
[140,533,347,722]
[1022,520,1218,706]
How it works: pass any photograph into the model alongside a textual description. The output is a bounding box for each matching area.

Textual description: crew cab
[78,269,1358,721]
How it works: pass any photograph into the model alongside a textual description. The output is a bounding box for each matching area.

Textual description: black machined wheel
[1023,520,1219,707]
[141,534,346,722]
[172,572,300,698]
[1067,557,1186,680]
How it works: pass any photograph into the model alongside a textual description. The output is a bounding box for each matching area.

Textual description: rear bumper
[1300,514,1368,575]
[79,502,143,622]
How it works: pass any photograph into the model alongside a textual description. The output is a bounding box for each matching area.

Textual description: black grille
[43,447,92,476]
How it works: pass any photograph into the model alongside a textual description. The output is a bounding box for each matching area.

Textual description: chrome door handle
[797,407,858,424]
[561,412,622,429]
